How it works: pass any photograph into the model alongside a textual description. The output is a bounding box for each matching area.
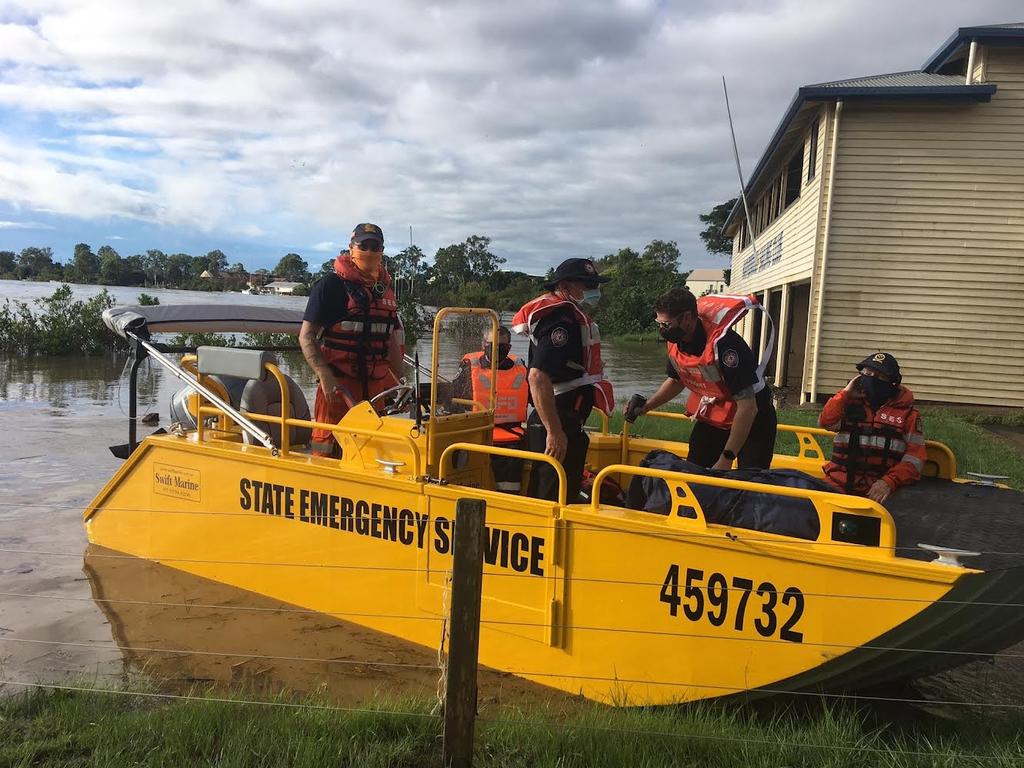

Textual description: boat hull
[84,434,1003,705]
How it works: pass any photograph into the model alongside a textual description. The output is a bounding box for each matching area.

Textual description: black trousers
[687,401,778,469]
[526,409,589,503]
[492,435,525,492]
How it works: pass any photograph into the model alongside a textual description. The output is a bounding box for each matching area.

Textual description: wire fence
[3,498,1023,761]
[3,545,1023,609]
[1,679,1021,764]
[7,498,1024,558]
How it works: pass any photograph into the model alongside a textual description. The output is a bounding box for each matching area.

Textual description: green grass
[588,404,1024,490]
[3,685,1024,767]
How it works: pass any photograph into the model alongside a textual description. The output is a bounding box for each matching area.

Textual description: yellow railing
[192,360,422,477]
[623,408,956,476]
[439,442,568,508]
[590,463,897,552]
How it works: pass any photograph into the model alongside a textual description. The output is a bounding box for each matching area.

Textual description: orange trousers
[310,370,399,457]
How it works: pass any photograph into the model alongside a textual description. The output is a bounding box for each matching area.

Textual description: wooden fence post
[442,497,486,768]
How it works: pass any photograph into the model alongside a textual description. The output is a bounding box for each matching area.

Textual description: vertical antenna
[408,225,415,299]
[722,76,761,265]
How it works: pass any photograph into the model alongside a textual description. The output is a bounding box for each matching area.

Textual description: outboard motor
[169,375,248,429]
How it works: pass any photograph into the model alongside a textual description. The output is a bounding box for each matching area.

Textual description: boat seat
[196,346,312,448]
[240,374,311,448]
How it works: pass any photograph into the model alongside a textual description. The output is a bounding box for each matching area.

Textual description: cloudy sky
[0,0,1019,274]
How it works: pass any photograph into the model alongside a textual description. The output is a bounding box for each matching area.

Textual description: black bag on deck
[627,450,823,541]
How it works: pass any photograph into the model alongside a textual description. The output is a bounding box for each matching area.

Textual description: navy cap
[350,223,384,245]
[856,352,901,383]
[543,258,610,290]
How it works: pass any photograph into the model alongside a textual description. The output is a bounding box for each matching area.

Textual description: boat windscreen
[102,305,306,340]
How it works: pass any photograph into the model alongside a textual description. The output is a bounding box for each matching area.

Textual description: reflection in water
[0,355,126,413]
[82,544,562,706]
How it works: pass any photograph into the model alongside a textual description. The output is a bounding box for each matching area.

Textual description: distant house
[199,270,214,279]
[686,268,728,296]
[723,23,1024,407]
[263,281,303,295]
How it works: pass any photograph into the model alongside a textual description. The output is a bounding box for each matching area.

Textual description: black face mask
[860,375,897,409]
[485,343,512,362]
[659,328,686,344]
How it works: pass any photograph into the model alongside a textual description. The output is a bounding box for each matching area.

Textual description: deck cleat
[965,472,1010,486]
[917,543,982,567]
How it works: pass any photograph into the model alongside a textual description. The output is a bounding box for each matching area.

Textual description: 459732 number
[659,564,805,643]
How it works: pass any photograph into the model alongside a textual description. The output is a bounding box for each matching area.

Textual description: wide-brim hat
[543,257,610,290]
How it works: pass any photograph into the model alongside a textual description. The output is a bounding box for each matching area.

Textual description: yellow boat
[84,304,1024,705]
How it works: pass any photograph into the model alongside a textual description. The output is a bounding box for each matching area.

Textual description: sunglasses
[354,241,383,252]
[654,318,679,330]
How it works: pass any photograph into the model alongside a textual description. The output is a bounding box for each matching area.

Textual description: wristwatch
[721,449,737,461]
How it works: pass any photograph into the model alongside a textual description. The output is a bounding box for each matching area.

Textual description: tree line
[0,245,317,294]
[1,198,737,338]
[386,235,692,337]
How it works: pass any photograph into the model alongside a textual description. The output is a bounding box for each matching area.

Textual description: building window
[784,148,803,208]
[807,119,819,182]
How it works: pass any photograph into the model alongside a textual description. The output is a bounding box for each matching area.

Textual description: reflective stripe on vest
[834,433,908,454]
[332,320,393,335]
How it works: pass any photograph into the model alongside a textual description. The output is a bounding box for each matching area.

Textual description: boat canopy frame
[103,304,307,456]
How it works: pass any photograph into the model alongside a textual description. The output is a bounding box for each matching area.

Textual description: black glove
[623,393,647,424]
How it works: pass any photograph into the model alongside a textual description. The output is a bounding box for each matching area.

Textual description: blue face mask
[582,287,601,308]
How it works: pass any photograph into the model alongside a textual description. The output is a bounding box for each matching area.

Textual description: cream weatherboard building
[724,24,1024,407]
[685,268,729,296]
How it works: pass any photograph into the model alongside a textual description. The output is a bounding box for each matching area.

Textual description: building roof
[923,23,1024,73]
[265,280,303,288]
[805,71,975,89]
[687,268,727,282]
[721,25,1012,234]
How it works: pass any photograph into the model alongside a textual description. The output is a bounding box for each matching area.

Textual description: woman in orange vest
[627,286,777,470]
[299,223,404,457]
[819,352,926,504]
[453,325,529,491]
[512,257,614,502]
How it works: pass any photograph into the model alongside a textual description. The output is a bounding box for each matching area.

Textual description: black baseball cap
[350,223,384,245]
[543,258,610,290]
[856,352,901,383]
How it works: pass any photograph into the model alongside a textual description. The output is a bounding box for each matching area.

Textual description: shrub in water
[0,284,125,356]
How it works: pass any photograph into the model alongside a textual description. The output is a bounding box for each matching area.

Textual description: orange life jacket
[511,293,614,415]
[666,294,769,430]
[822,386,926,495]
[320,254,403,399]
[462,351,529,439]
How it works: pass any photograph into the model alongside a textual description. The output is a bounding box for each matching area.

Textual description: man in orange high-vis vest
[453,325,528,492]
[512,257,614,502]
[819,352,925,504]
[299,223,405,457]
[628,286,777,470]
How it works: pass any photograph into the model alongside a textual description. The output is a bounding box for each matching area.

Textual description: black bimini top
[102,304,305,340]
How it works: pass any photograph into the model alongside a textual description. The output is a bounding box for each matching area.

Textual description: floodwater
[0,279,665,706]
[1,278,1020,713]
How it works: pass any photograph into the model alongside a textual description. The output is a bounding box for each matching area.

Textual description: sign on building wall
[741,231,784,278]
